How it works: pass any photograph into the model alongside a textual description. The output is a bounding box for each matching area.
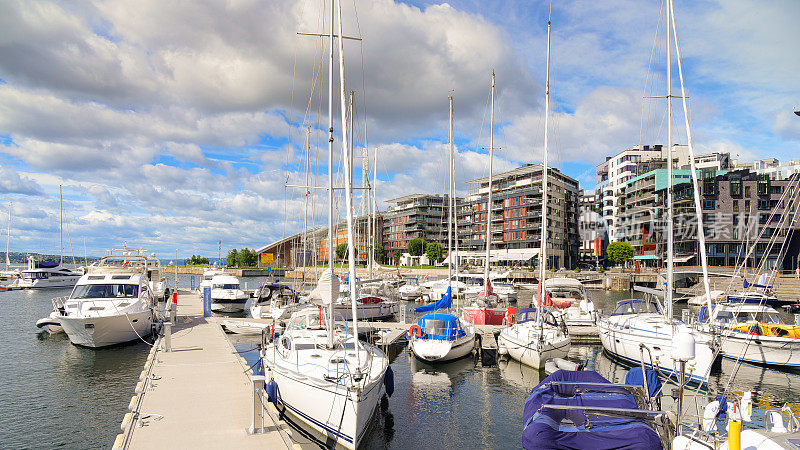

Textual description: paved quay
[114,291,301,450]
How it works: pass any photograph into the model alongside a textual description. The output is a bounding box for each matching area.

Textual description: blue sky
[0,0,797,258]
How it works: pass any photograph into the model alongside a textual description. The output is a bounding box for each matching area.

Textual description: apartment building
[668,169,800,270]
[735,158,800,181]
[383,194,459,254]
[458,164,580,269]
[579,190,605,266]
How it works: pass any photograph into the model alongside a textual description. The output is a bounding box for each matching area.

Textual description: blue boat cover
[743,278,771,289]
[625,367,662,399]
[35,260,59,269]
[517,307,538,324]
[523,370,663,450]
[416,312,465,340]
[414,286,452,313]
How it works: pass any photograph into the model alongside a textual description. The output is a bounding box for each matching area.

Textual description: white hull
[15,275,80,289]
[409,332,475,362]
[333,301,399,321]
[266,363,383,449]
[717,331,800,368]
[59,309,153,347]
[221,320,271,335]
[36,312,64,334]
[251,304,304,322]
[598,314,716,384]
[210,300,247,313]
[497,323,570,369]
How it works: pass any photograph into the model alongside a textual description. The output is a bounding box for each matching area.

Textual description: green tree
[236,248,257,267]
[425,242,444,264]
[607,241,635,266]
[227,249,238,267]
[374,243,385,264]
[392,249,403,265]
[408,238,426,256]
[336,243,348,261]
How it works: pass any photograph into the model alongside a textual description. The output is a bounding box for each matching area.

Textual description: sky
[0,0,798,258]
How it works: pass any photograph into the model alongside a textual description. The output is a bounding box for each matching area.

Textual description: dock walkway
[117,292,294,450]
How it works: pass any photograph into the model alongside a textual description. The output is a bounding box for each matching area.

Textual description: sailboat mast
[484,72,495,286]
[326,0,336,348]
[370,147,378,279]
[448,96,454,290]
[60,185,63,265]
[5,202,10,270]
[666,0,675,322]
[668,0,713,315]
[336,0,360,345]
[539,18,551,323]
[303,125,311,285]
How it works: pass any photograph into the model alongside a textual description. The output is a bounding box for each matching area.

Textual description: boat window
[715,311,737,324]
[336,341,356,350]
[611,300,661,316]
[547,287,583,299]
[423,320,448,335]
[213,284,239,289]
[294,343,316,350]
[748,312,782,324]
[72,284,139,299]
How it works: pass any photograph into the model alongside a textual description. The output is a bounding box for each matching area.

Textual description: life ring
[409,324,423,338]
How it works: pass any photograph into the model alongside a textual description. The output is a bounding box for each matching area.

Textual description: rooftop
[464,163,570,185]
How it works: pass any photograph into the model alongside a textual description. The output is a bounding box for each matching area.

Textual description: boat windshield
[547,287,584,299]
[716,310,783,325]
[22,271,49,280]
[73,283,139,299]
[611,299,661,316]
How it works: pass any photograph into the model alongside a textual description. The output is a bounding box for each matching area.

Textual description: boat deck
[117,291,316,450]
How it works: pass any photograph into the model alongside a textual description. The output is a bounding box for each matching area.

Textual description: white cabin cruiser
[398,276,424,300]
[196,268,224,295]
[545,277,597,328]
[55,255,156,347]
[332,294,399,321]
[13,256,80,289]
[696,303,800,368]
[250,283,305,322]
[209,274,248,313]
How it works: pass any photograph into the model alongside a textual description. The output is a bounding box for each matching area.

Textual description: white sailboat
[462,72,507,326]
[497,18,571,369]
[262,2,389,446]
[409,95,476,363]
[598,0,718,385]
[0,202,19,280]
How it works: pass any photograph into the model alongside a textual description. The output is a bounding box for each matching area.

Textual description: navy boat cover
[415,312,465,341]
[522,370,663,450]
[34,260,60,269]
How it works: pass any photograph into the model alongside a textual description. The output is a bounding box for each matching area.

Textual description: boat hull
[718,331,800,368]
[410,333,475,362]
[497,325,571,369]
[59,310,153,347]
[334,302,399,321]
[264,362,384,449]
[598,314,716,385]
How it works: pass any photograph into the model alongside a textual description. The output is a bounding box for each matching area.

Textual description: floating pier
[114,291,313,450]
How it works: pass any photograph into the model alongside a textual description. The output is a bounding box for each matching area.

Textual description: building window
[732,200,738,211]
[703,199,715,209]
[745,186,751,197]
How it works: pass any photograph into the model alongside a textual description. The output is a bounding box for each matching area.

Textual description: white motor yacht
[209,274,249,313]
[196,268,224,295]
[545,277,597,328]
[13,256,81,288]
[398,276,424,300]
[54,254,156,347]
[696,303,800,368]
[250,282,306,322]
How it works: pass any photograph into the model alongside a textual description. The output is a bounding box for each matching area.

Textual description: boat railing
[52,296,68,313]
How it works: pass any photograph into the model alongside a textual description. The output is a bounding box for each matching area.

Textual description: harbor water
[2,276,800,449]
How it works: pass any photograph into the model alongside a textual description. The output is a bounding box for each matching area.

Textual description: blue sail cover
[522,370,663,450]
[416,312,465,341]
[414,286,452,313]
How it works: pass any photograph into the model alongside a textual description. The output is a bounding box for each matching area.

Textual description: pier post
[163,322,172,352]
[247,375,266,434]
[203,287,211,317]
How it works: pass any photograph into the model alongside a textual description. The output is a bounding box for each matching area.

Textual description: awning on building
[633,255,658,260]
[672,254,695,263]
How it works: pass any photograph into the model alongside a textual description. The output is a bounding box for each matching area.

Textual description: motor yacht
[250,282,305,322]
[53,253,156,347]
[13,256,81,289]
[544,277,597,329]
[209,274,248,313]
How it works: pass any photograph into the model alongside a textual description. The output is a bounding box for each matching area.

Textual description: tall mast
[336,0,360,345]
[326,0,336,348]
[370,147,378,278]
[669,0,713,316]
[538,17,551,323]
[303,125,311,285]
[484,72,495,286]
[666,0,675,322]
[448,96,454,291]
[5,202,10,270]
[59,185,63,265]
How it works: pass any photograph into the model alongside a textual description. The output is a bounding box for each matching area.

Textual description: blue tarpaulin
[625,367,662,399]
[414,286,452,313]
[416,312,466,340]
[523,370,663,450]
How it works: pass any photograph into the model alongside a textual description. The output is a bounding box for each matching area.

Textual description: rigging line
[640,0,664,146]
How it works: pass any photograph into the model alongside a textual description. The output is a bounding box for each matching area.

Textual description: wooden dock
[114,292,315,450]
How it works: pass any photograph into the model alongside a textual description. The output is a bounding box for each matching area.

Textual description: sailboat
[462,72,507,326]
[497,19,571,369]
[261,2,389,447]
[0,202,19,280]
[409,95,476,363]
[14,187,81,288]
[597,0,718,385]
